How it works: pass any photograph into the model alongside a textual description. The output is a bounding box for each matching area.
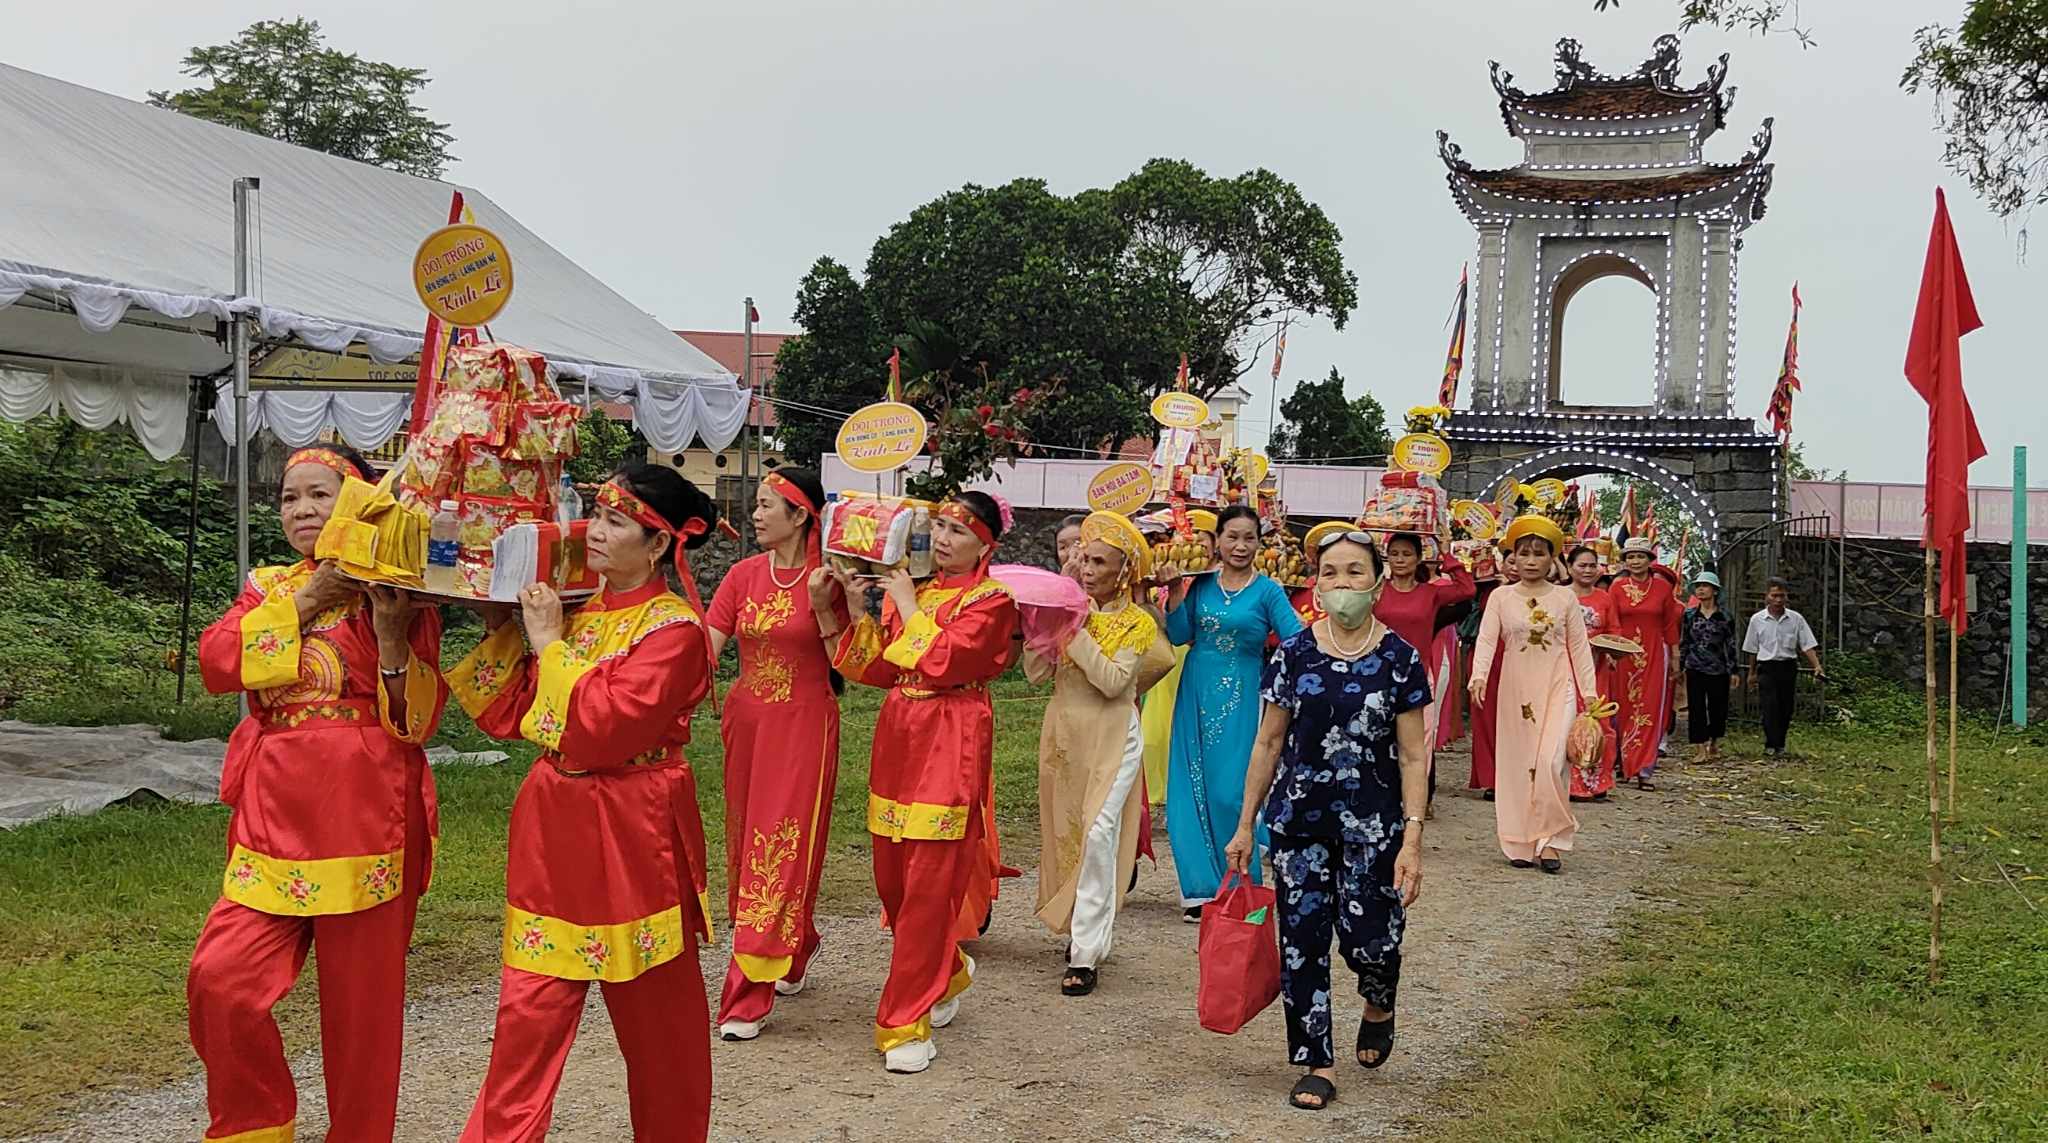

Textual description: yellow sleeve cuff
[237,592,302,691]
[883,610,942,672]
[377,652,440,744]
[519,641,578,751]
[835,614,884,681]
[448,623,528,718]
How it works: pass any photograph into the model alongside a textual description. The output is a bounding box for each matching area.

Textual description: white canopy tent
[0,61,749,459]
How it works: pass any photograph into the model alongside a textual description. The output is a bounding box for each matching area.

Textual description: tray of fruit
[1147,538,1213,580]
[1253,542,1310,589]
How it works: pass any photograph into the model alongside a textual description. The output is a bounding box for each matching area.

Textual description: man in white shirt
[1743,578,1826,756]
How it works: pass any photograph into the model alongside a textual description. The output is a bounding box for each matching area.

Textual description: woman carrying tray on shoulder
[707,465,847,1042]
[188,443,446,1143]
[451,464,722,1142]
[815,490,1020,1075]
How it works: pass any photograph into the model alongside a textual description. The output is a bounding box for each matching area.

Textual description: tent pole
[232,177,258,588]
[175,376,206,705]
[742,296,756,546]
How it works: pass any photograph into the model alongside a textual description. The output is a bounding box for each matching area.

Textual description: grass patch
[0,663,1048,1135]
[1424,723,2048,1142]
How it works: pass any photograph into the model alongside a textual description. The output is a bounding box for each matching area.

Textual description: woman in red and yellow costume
[451,464,721,1143]
[707,465,846,1042]
[189,443,445,1143]
[1565,543,1624,800]
[1611,537,1682,791]
[813,489,1020,1075]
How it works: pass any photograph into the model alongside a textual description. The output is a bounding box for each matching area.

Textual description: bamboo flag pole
[1923,547,1945,985]
[1948,624,1960,822]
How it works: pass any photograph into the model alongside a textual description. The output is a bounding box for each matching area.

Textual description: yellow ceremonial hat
[1081,510,1151,582]
[1186,509,1219,535]
[1499,513,1567,555]
[1301,520,1352,555]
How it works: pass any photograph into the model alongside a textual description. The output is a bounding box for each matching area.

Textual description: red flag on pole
[1270,324,1287,382]
[886,346,903,403]
[1176,352,1191,393]
[1767,282,1802,441]
[407,190,467,436]
[1904,188,1987,633]
[1439,264,1468,409]
[1616,484,1638,547]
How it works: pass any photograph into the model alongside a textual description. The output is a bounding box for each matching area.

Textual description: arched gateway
[1435,35,1783,576]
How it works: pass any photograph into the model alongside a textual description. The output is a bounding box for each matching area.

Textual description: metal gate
[1711,515,1839,726]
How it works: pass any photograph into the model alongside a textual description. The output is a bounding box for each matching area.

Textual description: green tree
[1268,368,1391,465]
[1594,479,1699,566]
[1599,1,2048,218]
[149,18,453,178]
[773,162,1357,470]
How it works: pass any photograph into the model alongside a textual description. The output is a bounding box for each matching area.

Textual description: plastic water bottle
[556,474,582,527]
[425,500,460,595]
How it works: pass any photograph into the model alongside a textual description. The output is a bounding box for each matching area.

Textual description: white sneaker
[718,1019,762,1042]
[774,977,805,997]
[928,954,976,1028]
[883,1037,938,1074]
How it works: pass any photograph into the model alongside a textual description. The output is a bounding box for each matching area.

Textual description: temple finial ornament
[1553,38,1593,87]
[1636,33,1683,86]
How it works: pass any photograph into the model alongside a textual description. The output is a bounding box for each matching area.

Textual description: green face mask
[1319,585,1380,630]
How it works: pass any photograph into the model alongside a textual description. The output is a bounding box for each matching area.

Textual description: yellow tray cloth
[315,474,430,586]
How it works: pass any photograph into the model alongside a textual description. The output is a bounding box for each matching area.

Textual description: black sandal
[1539,856,1563,874]
[1060,967,1097,996]
[1509,858,1536,869]
[1290,1073,1337,1111]
[1356,1014,1396,1068]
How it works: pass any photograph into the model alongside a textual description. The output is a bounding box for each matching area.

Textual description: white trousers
[1069,711,1144,969]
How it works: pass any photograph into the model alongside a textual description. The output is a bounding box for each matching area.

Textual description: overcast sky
[11,0,2042,484]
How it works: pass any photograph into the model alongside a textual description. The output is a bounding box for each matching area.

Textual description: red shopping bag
[1197,872,1281,1034]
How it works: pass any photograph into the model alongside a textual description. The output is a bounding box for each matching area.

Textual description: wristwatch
[1403,815,1425,825]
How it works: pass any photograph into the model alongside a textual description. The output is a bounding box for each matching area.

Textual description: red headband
[285,448,358,481]
[935,499,996,549]
[596,480,709,542]
[763,471,815,516]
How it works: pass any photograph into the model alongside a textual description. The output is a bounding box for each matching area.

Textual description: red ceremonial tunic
[1570,586,1624,798]
[450,579,714,982]
[1372,563,1476,663]
[834,572,1019,850]
[1611,573,1682,779]
[199,561,445,914]
[707,553,845,983]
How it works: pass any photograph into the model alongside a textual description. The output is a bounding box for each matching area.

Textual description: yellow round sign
[1151,391,1211,429]
[1390,432,1451,476]
[1530,477,1570,507]
[1086,462,1153,515]
[413,224,514,327]
[835,401,928,473]
[1450,499,1502,541]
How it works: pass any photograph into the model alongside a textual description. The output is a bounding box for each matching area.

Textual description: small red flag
[748,303,761,324]
[1766,283,1802,441]
[1176,352,1191,393]
[1270,324,1287,382]
[1904,188,1987,633]
[1439,264,1468,409]
[886,346,903,403]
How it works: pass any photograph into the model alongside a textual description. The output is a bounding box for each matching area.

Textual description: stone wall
[1777,537,2044,714]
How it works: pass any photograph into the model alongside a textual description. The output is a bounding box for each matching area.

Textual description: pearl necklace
[767,552,806,590]
[1326,618,1383,659]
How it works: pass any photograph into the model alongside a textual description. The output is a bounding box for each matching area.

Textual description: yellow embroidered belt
[898,682,988,700]
[254,698,375,732]
[549,743,688,777]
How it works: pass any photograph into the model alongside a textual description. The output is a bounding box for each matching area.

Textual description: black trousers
[1686,670,1730,743]
[1757,659,1799,750]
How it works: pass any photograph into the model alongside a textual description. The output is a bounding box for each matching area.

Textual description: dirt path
[20,750,1722,1142]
